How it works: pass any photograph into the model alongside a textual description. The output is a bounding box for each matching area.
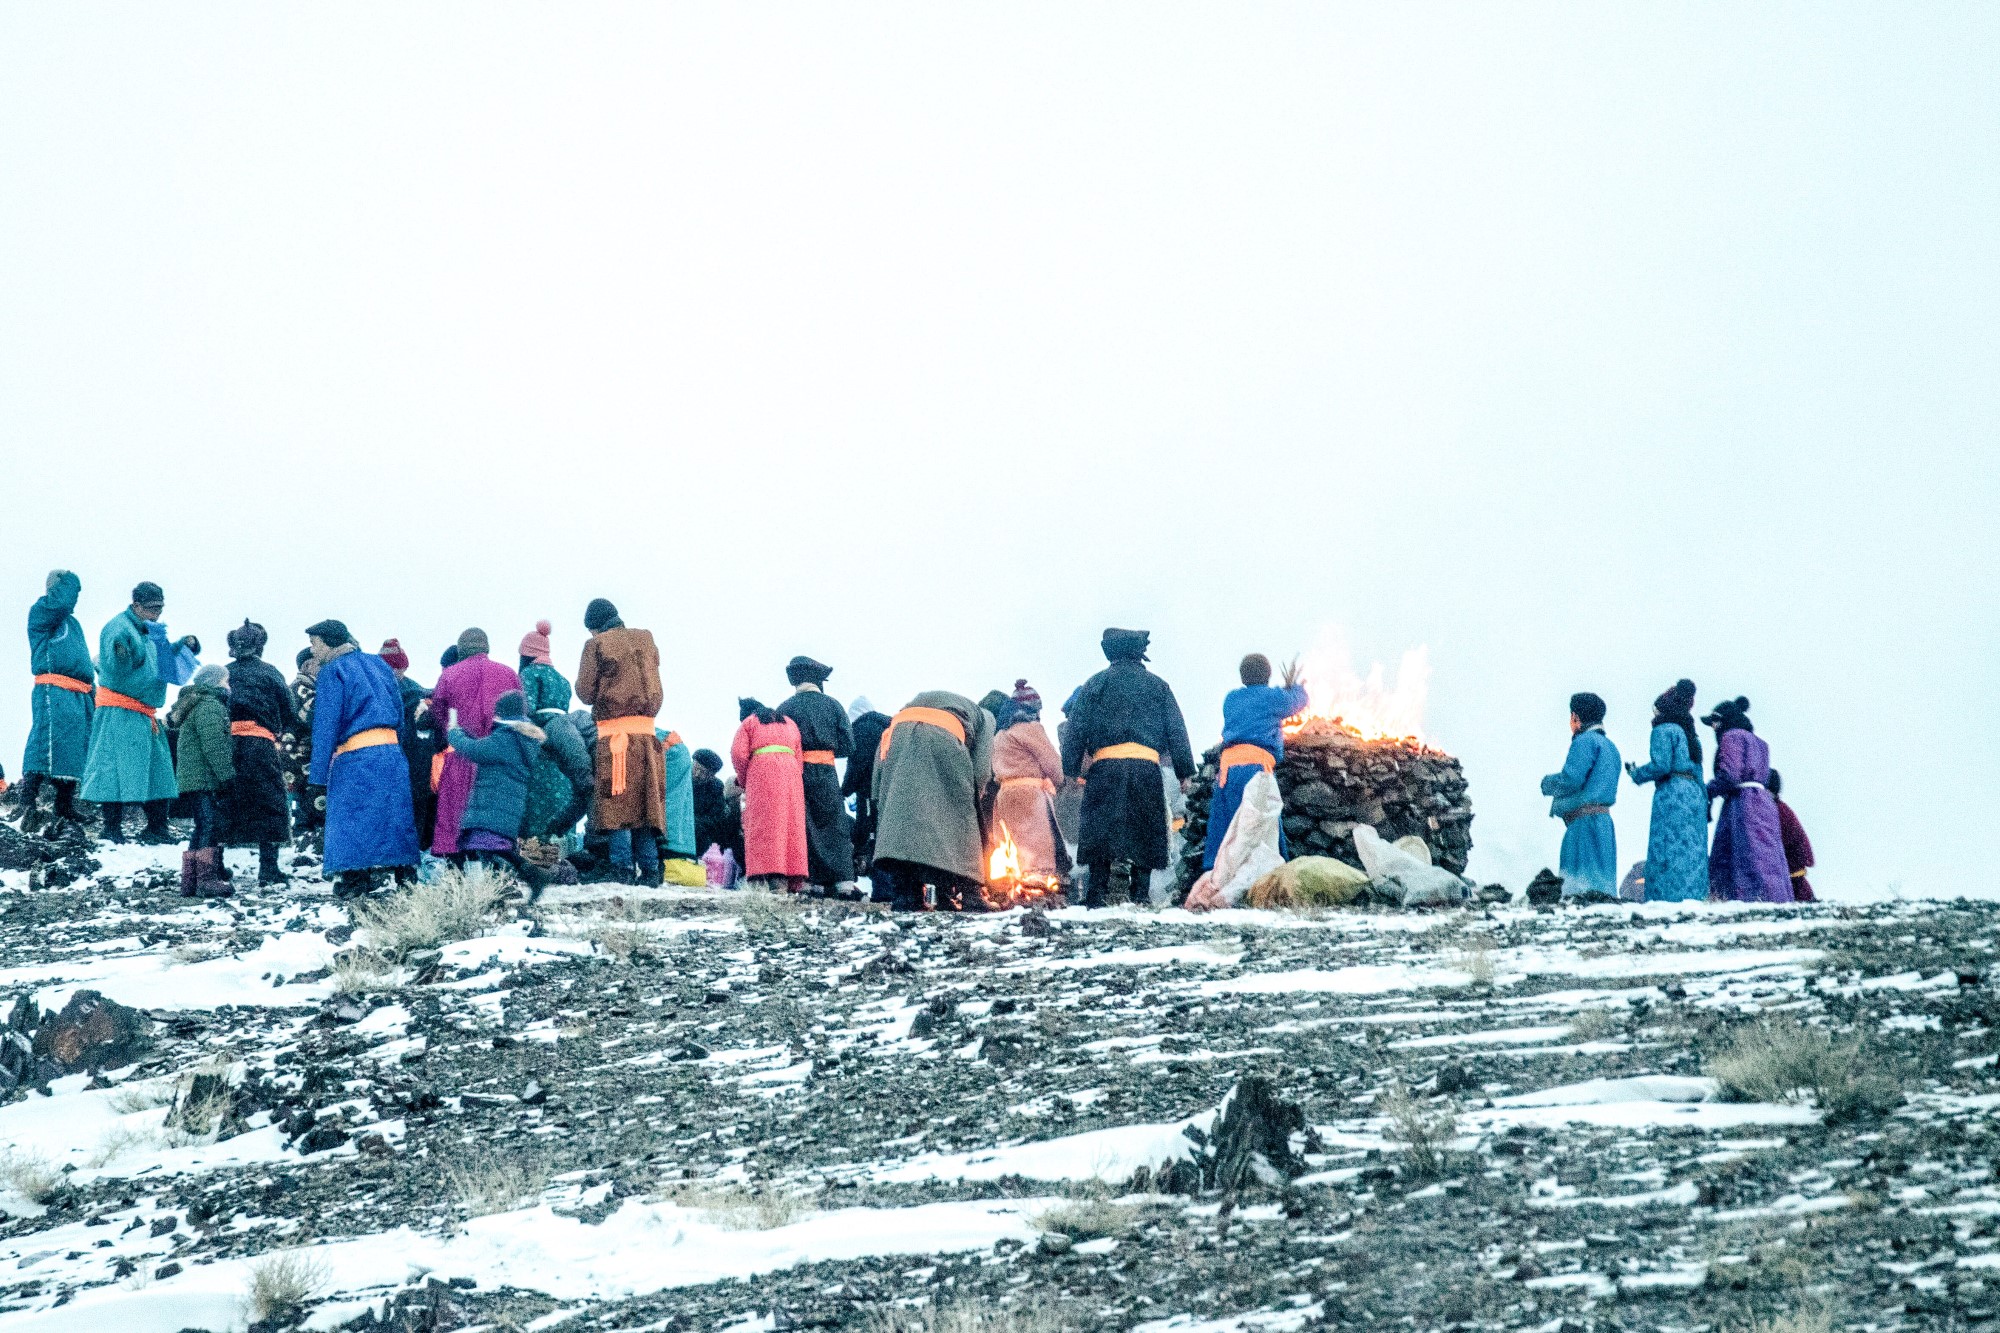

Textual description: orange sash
[878,706,967,759]
[1216,742,1276,788]
[335,726,398,756]
[230,721,277,742]
[1000,776,1055,794]
[598,715,657,796]
[430,747,452,792]
[1092,742,1159,764]
[95,687,159,730]
[801,749,837,766]
[33,673,91,694]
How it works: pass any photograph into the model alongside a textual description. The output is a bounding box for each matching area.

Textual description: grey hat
[131,581,165,608]
[192,663,230,691]
[457,627,490,657]
[46,569,72,593]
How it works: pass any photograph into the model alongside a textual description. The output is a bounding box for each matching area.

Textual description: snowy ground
[2,839,1997,1331]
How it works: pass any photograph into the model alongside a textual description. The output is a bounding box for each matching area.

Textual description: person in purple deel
[1702,696,1793,903]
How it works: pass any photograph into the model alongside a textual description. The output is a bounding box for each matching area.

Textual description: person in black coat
[691,748,743,867]
[842,697,892,879]
[1060,628,1195,907]
[381,639,439,850]
[218,621,297,885]
[774,656,857,894]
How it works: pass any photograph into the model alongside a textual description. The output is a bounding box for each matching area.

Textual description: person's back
[451,706,543,839]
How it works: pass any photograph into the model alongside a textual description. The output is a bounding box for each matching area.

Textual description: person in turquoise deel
[1540,691,1620,899]
[20,569,96,835]
[79,581,186,843]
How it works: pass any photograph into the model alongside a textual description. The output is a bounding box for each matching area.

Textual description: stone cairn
[1177,719,1474,892]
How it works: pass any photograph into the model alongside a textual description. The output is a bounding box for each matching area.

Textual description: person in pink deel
[729,697,807,891]
[427,627,522,858]
[988,679,1069,882]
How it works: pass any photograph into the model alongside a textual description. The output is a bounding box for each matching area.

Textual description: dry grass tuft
[244,1252,331,1324]
[0,1149,62,1204]
[1034,1197,1137,1240]
[1379,1080,1459,1180]
[355,866,505,962]
[657,1180,814,1230]
[86,1125,157,1168]
[736,888,808,937]
[330,950,402,995]
[1447,935,1496,986]
[1739,1298,1837,1333]
[1709,1018,1901,1122]
[861,1298,1072,1333]
[444,1152,549,1217]
[591,923,660,963]
[107,1078,176,1115]
[1566,1007,1624,1043]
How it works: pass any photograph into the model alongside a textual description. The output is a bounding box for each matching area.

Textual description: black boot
[257,843,286,886]
[51,779,78,828]
[16,774,45,836]
[101,801,126,843]
[1102,860,1135,907]
[138,800,174,845]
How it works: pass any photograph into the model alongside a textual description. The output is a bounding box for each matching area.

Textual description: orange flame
[984,820,1065,908]
[1283,641,1432,747]
[988,821,1023,885]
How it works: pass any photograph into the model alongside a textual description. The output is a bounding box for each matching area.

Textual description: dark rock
[1434,1062,1471,1095]
[30,989,152,1074]
[155,1262,182,1280]
[320,997,366,1026]
[1200,1074,1314,1192]
[296,1121,350,1155]
[1525,869,1565,907]
[1019,910,1050,937]
[520,1079,547,1105]
[671,1042,710,1062]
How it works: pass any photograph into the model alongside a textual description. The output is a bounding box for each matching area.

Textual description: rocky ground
[2,827,1997,1333]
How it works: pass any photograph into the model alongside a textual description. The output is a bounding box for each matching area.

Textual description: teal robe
[79,609,178,803]
[23,573,95,779]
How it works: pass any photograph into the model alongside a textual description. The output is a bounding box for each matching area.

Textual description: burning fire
[1283,640,1433,748]
[984,821,1065,909]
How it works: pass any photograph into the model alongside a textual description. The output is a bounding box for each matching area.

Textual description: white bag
[1353,824,1469,907]
[1203,771,1287,908]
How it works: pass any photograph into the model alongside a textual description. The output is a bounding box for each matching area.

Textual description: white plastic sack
[1209,771,1287,907]
[1353,823,1469,907]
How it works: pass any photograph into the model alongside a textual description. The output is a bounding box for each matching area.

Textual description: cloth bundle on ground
[1184,771,1285,911]
[1245,855,1370,909]
[1353,824,1470,906]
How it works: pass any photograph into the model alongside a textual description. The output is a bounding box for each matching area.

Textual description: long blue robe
[1203,682,1309,869]
[1628,723,1708,901]
[79,609,177,803]
[23,574,95,779]
[1541,726,1620,898]
[661,733,696,858]
[309,650,419,873]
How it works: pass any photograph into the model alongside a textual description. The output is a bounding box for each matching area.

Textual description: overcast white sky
[3,4,1995,897]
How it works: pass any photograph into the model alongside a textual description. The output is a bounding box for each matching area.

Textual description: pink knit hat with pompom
[519,619,554,666]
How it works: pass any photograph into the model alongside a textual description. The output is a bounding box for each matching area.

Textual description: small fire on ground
[984,821,1065,909]
[1283,642,1436,753]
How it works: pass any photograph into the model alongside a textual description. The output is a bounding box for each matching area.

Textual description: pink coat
[429,653,522,854]
[730,714,808,879]
[990,720,1066,877]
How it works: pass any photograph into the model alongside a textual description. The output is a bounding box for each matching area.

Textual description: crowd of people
[1544,682,1815,903]
[10,573,1818,909]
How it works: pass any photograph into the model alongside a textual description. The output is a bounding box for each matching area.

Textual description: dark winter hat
[456,627,489,657]
[692,748,724,775]
[46,569,72,593]
[1102,628,1150,662]
[296,647,315,670]
[1655,678,1697,714]
[379,639,410,672]
[493,690,527,722]
[1767,768,1784,797]
[1569,692,1607,727]
[1702,696,1754,733]
[1011,678,1041,710]
[785,655,833,686]
[519,620,553,666]
[584,598,621,632]
[1239,654,1272,686]
[305,619,352,648]
[440,644,461,670]
[227,619,268,661]
[131,581,165,608]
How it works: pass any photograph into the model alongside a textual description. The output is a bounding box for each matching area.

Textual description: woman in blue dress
[1625,679,1709,901]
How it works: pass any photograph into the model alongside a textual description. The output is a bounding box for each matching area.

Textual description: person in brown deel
[574,597,666,885]
[988,679,1070,883]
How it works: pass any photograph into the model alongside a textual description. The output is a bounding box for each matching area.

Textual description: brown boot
[180,850,201,897]
[194,847,233,898]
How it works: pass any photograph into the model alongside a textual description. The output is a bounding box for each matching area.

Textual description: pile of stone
[1177,719,1473,892]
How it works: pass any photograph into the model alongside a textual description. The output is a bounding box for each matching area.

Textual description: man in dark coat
[842,697,892,879]
[1060,628,1195,907]
[19,570,94,835]
[218,620,296,885]
[774,655,856,896]
[380,639,439,849]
